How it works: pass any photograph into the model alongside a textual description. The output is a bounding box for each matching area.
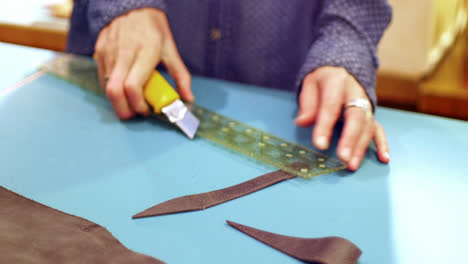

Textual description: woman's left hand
[295,66,390,171]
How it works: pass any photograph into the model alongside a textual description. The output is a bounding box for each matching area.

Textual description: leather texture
[0,187,164,264]
[133,169,296,219]
[227,220,362,264]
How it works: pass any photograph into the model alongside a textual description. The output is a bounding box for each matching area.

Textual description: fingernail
[340,148,351,161]
[315,136,328,150]
[294,113,305,123]
[350,156,360,169]
[188,94,195,103]
[383,151,390,161]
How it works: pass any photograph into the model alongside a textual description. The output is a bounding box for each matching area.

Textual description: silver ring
[345,98,372,118]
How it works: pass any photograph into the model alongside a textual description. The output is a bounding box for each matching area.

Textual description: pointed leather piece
[227,220,362,264]
[133,169,296,219]
[0,187,164,264]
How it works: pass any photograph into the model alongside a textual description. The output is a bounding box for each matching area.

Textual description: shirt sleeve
[296,0,392,108]
[87,0,167,44]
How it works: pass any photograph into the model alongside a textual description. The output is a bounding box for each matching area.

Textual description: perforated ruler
[40,54,346,178]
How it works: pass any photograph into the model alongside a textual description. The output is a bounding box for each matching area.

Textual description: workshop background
[1,0,468,120]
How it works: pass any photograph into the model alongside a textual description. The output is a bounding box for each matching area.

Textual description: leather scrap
[0,186,164,264]
[227,220,362,264]
[133,169,296,219]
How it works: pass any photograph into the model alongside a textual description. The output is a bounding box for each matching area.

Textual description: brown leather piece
[133,169,296,219]
[0,187,164,264]
[227,220,362,264]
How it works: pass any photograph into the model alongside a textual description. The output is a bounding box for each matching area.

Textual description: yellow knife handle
[143,71,180,114]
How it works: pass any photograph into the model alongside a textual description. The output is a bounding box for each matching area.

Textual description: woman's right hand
[94,8,193,119]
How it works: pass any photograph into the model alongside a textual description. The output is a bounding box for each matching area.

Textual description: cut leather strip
[0,187,164,264]
[227,220,362,264]
[133,169,296,219]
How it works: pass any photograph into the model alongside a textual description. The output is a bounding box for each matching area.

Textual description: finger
[94,31,108,89]
[124,47,159,116]
[348,120,374,171]
[161,39,194,103]
[312,76,345,150]
[373,121,390,163]
[96,53,107,89]
[99,41,117,82]
[295,73,319,127]
[103,21,120,74]
[106,48,137,119]
[95,29,134,119]
[97,41,117,90]
[337,107,366,162]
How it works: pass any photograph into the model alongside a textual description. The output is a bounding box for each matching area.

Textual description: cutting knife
[94,52,199,139]
[143,71,200,139]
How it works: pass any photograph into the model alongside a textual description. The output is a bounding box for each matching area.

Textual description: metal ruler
[40,54,346,178]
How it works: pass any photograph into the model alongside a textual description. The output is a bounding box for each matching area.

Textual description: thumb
[295,73,319,127]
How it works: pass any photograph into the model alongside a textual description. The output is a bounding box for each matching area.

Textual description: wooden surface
[419,30,468,120]
[375,73,419,111]
[0,23,67,52]
[0,0,69,51]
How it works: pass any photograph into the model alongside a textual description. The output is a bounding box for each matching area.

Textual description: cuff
[296,20,378,109]
[87,0,167,43]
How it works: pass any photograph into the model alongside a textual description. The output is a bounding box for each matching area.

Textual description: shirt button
[210,28,222,40]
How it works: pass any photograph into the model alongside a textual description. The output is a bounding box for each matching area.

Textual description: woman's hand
[295,66,390,171]
[94,8,193,119]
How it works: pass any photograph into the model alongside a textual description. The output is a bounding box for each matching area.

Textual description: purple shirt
[67,0,392,107]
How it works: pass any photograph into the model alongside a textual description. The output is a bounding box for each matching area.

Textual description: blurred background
[1,0,467,120]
